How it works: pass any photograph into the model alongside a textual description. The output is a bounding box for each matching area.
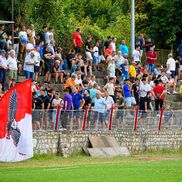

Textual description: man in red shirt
[72,28,83,53]
[146,47,157,72]
[152,80,166,110]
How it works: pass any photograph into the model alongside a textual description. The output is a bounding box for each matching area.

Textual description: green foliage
[0,0,181,49]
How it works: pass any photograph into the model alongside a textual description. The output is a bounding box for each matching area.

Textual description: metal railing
[32,106,182,132]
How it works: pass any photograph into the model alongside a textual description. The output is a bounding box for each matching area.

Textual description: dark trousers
[0,68,6,91]
[74,46,81,53]
[155,99,163,111]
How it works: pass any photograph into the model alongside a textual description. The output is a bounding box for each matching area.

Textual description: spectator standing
[119,40,129,56]
[43,45,55,83]
[111,37,116,54]
[145,38,154,53]
[37,25,47,44]
[129,61,137,79]
[93,91,107,129]
[107,58,116,77]
[19,25,28,62]
[72,28,83,53]
[167,53,176,78]
[46,27,55,46]
[0,50,7,91]
[104,36,112,52]
[132,45,141,64]
[135,33,145,57]
[27,24,36,45]
[146,47,157,72]
[39,90,51,129]
[34,46,41,82]
[7,50,17,89]
[26,38,35,56]
[13,26,20,59]
[114,51,125,65]
[64,74,76,93]
[132,78,140,105]
[177,40,182,58]
[0,25,7,51]
[23,51,36,79]
[152,80,166,111]
[71,87,85,129]
[103,77,115,101]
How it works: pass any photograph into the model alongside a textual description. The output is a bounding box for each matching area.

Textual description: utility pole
[131,0,135,54]
[12,0,14,45]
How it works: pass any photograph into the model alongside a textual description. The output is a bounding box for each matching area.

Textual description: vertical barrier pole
[158,108,164,131]
[134,106,139,131]
[82,106,89,130]
[55,105,61,130]
[108,105,114,130]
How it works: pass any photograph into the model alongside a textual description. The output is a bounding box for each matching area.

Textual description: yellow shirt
[129,65,136,78]
[179,85,182,94]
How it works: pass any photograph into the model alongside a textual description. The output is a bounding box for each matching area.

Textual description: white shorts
[86,51,93,61]
[125,97,136,107]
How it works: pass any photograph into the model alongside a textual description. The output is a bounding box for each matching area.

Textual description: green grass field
[0,151,182,182]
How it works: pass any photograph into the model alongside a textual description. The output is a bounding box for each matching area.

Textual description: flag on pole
[0,79,33,162]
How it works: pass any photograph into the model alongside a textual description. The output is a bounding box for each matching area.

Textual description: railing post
[108,105,114,130]
[134,106,139,131]
[158,107,164,132]
[82,106,89,130]
[55,105,61,131]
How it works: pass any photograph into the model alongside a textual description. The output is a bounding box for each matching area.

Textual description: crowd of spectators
[0,24,182,130]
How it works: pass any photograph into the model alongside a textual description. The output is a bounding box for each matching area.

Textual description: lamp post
[11,0,14,45]
[131,0,135,54]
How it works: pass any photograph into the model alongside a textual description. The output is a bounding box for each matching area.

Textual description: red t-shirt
[146,51,157,64]
[153,85,165,100]
[105,48,113,56]
[72,32,83,47]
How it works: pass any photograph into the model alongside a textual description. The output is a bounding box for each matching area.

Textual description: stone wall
[33,130,182,157]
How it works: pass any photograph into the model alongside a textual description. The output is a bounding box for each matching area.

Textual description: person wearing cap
[0,50,7,91]
[167,53,176,78]
[7,50,18,89]
[23,51,36,80]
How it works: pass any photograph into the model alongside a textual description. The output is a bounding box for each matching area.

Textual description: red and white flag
[0,79,33,162]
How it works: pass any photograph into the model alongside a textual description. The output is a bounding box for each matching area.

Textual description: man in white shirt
[132,45,141,63]
[23,51,36,80]
[167,53,176,78]
[114,51,125,65]
[139,78,151,111]
[46,27,55,46]
[26,38,34,56]
[0,50,7,91]
[7,50,17,89]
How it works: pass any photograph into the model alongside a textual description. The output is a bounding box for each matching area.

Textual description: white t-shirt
[26,43,34,55]
[104,82,115,95]
[7,56,17,70]
[161,75,169,83]
[19,31,28,43]
[114,55,125,65]
[140,83,151,97]
[75,78,83,85]
[133,50,141,63]
[46,32,54,45]
[93,46,99,57]
[23,55,35,72]
[34,51,41,66]
[0,56,7,69]
[52,98,63,107]
[105,96,114,109]
[111,42,116,52]
[167,58,175,71]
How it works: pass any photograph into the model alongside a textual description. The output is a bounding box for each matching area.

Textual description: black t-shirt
[43,50,53,62]
[39,95,51,109]
[132,84,139,98]
[33,97,43,109]
[85,41,91,51]
[38,31,46,43]
[98,44,103,55]
[104,41,111,49]
[145,42,154,52]
[83,96,92,108]
[13,31,19,44]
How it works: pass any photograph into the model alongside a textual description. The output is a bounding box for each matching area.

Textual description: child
[107,58,116,77]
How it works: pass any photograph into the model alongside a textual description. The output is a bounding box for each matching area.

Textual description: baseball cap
[0,50,6,54]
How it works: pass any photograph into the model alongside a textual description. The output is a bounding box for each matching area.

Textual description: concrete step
[165,94,182,102]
